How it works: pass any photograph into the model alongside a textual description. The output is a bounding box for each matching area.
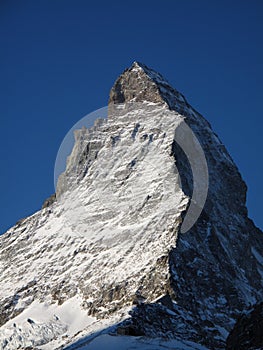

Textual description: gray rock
[42,193,56,209]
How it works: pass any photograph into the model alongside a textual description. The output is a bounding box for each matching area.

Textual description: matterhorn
[0,62,262,350]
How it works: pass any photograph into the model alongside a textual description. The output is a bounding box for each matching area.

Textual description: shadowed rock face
[0,62,262,349]
[226,302,263,350]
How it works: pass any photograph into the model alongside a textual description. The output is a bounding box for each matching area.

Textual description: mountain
[0,62,262,350]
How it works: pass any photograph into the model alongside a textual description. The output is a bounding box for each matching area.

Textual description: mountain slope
[0,62,262,349]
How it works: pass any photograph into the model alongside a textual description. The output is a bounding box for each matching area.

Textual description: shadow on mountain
[63,322,206,350]
[63,301,210,350]
[63,324,117,350]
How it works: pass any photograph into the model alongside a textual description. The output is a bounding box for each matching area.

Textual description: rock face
[41,193,56,209]
[0,62,262,349]
[108,62,186,108]
[226,302,263,350]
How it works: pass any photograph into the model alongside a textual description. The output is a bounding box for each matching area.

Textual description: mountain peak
[109,62,186,109]
[130,61,168,83]
[1,63,262,350]
[130,61,145,70]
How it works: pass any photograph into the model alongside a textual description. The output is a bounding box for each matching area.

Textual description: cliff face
[226,302,263,350]
[0,62,262,350]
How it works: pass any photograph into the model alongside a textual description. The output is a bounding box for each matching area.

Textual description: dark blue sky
[1,0,262,234]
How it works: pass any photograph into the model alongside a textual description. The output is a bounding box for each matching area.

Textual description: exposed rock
[42,193,56,209]
[226,302,263,350]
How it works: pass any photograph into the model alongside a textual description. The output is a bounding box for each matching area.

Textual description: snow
[214,325,229,340]
[0,296,96,350]
[252,246,263,265]
[0,103,190,349]
[65,334,208,350]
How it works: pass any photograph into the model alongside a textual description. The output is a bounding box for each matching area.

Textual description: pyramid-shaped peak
[130,61,154,73]
[131,61,145,69]
[130,61,169,84]
[109,62,185,108]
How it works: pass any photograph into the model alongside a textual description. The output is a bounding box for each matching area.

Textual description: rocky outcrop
[42,193,56,209]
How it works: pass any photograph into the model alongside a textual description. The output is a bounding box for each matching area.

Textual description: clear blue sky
[0,0,262,234]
